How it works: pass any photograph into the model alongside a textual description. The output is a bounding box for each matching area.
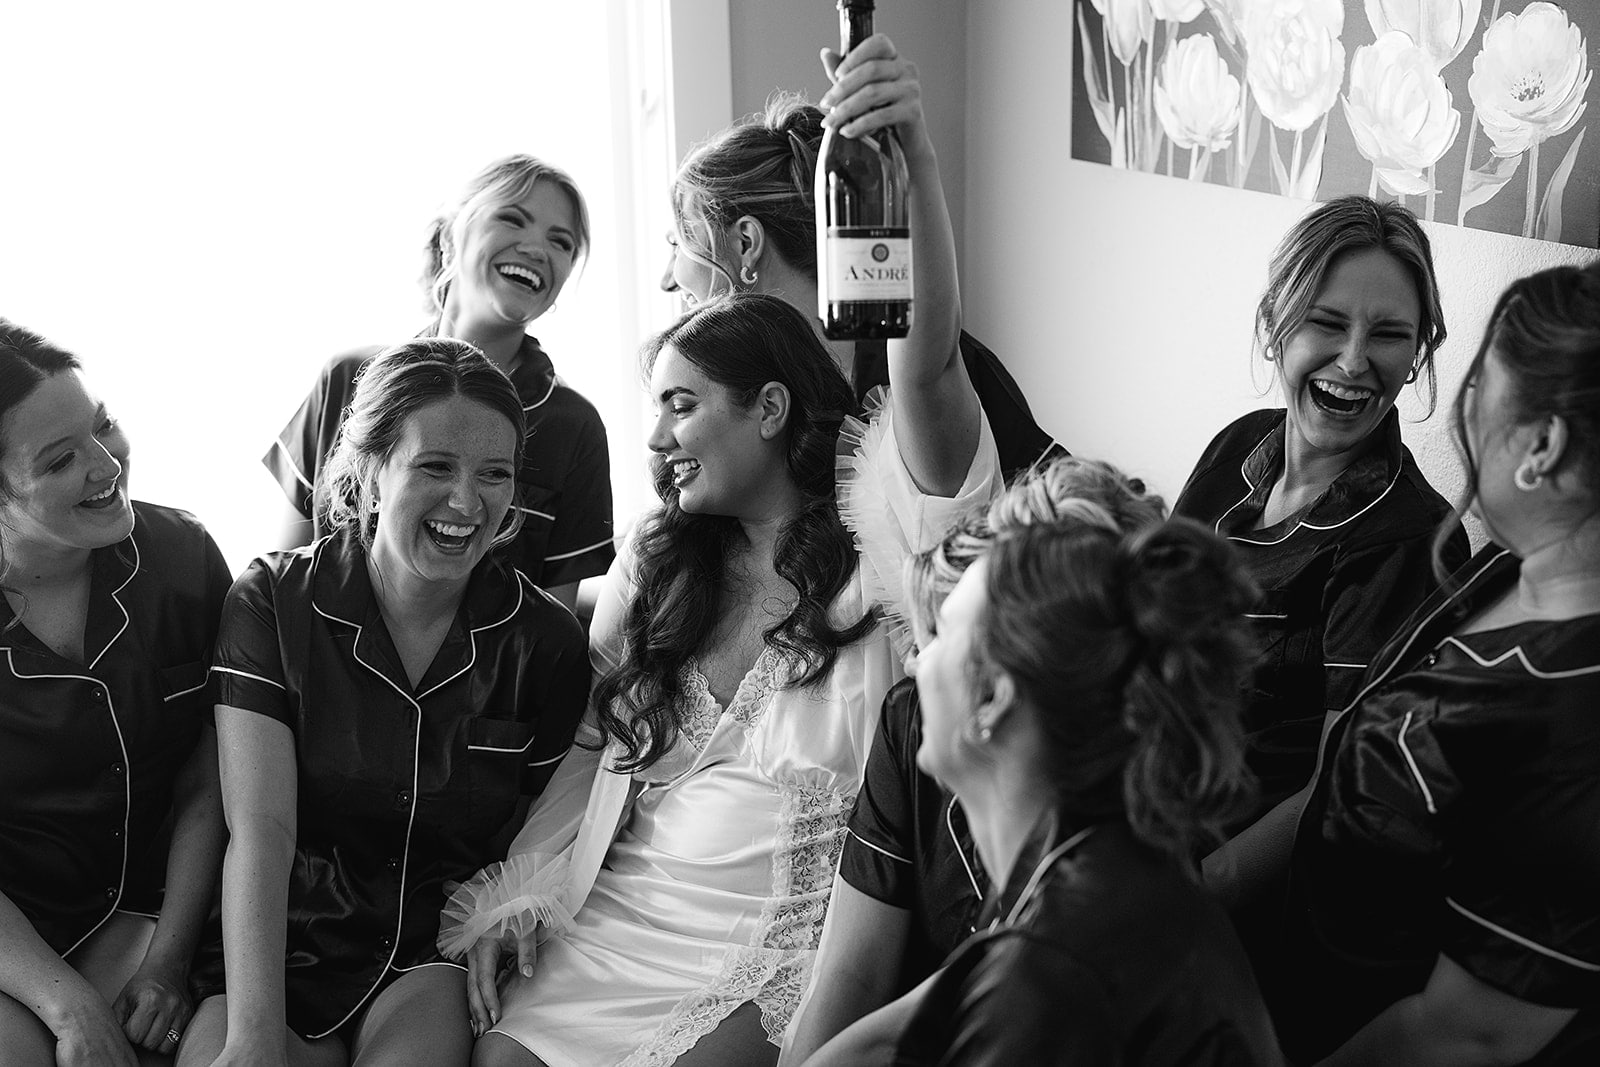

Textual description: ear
[733,215,768,273]
[755,380,791,440]
[974,670,1018,737]
[1525,414,1571,481]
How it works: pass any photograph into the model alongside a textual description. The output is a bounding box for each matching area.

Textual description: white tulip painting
[1071,0,1599,247]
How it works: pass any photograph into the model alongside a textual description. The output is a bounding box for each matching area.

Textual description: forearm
[143,729,228,975]
[887,136,981,496]
[782,879,910,1066]
[0,891,104,1035]
[1204,782,1307,911]
[218,821,295,1048]
[1319,996,1533,1067]
[782,967,896,1066]
[892,134,961,388]
[1320,955,1576,1067]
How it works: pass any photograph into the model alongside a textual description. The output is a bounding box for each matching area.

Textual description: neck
[436,308,526,370]
[1514,515,1600,620]
[735,510,794,581]
[961,764,1055,898]
[0,536,93,590]
[757,261,855,383]
[365,555,468,627]
[1279,432,1369,502]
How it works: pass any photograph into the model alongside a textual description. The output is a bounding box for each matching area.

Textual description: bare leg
[672,1001,779,1067]
[68,911,156,1001]
[350,964,473,1067]
[471,1032,551,1067]
[0,991,56,1066]
[175,995,345,1067]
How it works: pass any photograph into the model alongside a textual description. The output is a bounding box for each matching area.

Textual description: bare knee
[471,1032,548,1067]
[174,995,228,1067]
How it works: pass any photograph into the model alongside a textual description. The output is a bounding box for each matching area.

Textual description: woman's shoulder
[499,564,587,649]
[131,499,209,542]
[1185,409,1282,479]
[1205,409,1283,455]
[129,501,222,572]
[311,345,387,392]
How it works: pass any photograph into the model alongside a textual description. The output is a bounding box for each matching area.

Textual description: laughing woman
[805,518,1280,1066]
[1278,262,1600,1065]
[182,341,589,1067]
[0,322,230,1067]
[265,155,613,612]
[442,37,1000,1067]
[1176,198,1469,930]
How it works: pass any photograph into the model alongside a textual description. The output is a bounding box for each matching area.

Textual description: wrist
[37,976,108,1032]
[135,942,191,983]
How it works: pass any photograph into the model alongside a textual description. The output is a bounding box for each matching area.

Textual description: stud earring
[1514,461,1543,492]
[739,264,759,287]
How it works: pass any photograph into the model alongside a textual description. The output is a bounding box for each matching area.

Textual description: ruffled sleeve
[437,544,641,959]
[836,386,1001,658]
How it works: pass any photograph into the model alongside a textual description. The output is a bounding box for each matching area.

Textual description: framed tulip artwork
[1070,1,1598,248]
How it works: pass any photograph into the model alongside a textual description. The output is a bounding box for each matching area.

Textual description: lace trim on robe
[617,670,852,1063]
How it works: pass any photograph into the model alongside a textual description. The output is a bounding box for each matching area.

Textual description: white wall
[963,0,1598,512]
[0,1,633,574]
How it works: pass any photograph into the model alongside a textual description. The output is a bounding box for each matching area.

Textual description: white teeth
[672,459,700,478]
[497,264,544,292]
[1312,380,1373,401]
[426,520,478,538]
[83,483,117,503]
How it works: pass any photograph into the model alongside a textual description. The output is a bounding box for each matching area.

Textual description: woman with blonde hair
[266,155,613,611]
[663,84,1059,479]
[806,514,1281,1065]
[1277,261,1600,1064]
[783,456,1167,1064]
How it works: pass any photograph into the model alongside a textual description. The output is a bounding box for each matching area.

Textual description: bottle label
[824,227,912,301]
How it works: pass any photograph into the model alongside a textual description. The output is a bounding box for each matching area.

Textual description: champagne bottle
[815,0,912,340]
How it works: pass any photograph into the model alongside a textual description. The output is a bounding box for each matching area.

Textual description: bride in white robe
[441,37,997,1067]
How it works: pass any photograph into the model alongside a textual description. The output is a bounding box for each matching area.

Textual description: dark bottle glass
[814,0,912,340]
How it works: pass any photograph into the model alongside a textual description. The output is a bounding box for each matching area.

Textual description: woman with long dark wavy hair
[437,40,1000,1067]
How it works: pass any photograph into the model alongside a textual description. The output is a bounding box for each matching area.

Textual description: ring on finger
[167,1028,183,1045]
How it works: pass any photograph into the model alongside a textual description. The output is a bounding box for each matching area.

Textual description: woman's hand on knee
[467,930,538,1036]
[113,961,194,1054]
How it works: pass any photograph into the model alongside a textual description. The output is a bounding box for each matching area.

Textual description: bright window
[0,0,684,572]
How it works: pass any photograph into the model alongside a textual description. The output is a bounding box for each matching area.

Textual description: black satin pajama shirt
[1278,547,1600,1063]
[193,533,589,1038]
[0,503,229,956]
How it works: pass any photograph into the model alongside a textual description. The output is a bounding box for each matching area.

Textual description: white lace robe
[439,400,1000,1066]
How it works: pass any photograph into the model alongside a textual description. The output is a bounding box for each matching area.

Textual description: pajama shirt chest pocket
[465,718,536,827]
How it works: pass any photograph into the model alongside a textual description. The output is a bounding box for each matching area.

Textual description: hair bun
[762,92,824,144]
[1120,520,1256,649]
